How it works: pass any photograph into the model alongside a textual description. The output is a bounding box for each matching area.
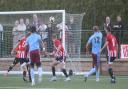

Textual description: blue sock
[86,67,96,77]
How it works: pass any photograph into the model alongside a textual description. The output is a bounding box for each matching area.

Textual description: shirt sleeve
[87,36,93,44]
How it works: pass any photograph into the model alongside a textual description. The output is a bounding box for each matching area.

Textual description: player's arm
[100,40,108,53]
[86,36,92,54]
[86,42,90,54]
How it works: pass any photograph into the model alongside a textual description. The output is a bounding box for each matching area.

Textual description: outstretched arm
[100,41,108,53]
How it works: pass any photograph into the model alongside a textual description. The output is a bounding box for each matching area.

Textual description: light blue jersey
[87,31,102,54]
[26,33,41,52]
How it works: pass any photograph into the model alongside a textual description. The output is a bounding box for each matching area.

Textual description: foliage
[0,0,128,29]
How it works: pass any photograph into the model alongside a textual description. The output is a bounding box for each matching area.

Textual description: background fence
[0,25,128,58]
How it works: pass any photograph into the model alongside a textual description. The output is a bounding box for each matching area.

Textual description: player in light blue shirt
[25,26,43,86]
[84,26,102,82]
[26,31,42,52]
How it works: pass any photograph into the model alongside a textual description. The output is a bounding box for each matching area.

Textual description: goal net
[0,10,84,75]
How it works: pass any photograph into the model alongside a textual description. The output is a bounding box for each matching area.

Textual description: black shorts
[107,56,116,64]
[13,58,29,65]
[55,56,66,62]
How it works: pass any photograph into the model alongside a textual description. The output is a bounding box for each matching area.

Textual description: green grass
[0,75,128,89]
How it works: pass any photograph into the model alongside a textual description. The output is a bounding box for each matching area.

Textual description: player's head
[30,26,36,33]
[52,34,57,41]
[93,26,99,32]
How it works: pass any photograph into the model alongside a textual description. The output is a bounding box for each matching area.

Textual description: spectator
[104,16,113,30]
[113,15,124,44]
[25,18,31,33]
[0,23,3,57]
[38,20,48,54]
[25,18,31,29]
[56,22,69,38]
[0,23,3,32]
[47,16,57,52]
[12,20,19,31]
[12,20,20,48]
[17,18,26,31]
[32,14,40,31]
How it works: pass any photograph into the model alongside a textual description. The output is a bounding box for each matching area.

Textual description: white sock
[96,69,100,79]
[38,67,42,78]
[30,68,35,82]
[87,68,96,77]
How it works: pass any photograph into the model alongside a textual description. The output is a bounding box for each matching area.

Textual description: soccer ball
[49,16,55,23]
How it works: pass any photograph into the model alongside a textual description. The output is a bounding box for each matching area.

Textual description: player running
[49,35,71,81]
[5,32,31,82]
[25,26,43,86]
[100,27,118,83]
[84,26,102,82]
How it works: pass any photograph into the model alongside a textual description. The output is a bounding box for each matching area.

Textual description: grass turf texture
[0,75,127,89]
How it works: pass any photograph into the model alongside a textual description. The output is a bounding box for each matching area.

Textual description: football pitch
[0,75,127,89]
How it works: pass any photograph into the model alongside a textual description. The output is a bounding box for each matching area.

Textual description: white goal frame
[0,10,66,50]
[0,10,67,75]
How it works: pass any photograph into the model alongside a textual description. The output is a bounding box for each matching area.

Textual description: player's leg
[59,56,70,81]
[50,58,59,81]
[96,53,100,82]
[84,54,97,77]
[108,56,116,83]
[84,53,97,82]
[36,62,43,83]
[26,63,31,82]
[30,62,35,86]
[20,58,28,82]
[5,58,19,76]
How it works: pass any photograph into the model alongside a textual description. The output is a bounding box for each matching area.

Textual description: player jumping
[5,32,31,82]
[100,27,118,83]
[49,35,71,81]
[84,26,102,82]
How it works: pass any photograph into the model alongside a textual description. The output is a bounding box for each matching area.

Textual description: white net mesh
[0,10,85,74]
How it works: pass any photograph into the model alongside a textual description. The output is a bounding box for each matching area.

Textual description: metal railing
[0,26,128,58]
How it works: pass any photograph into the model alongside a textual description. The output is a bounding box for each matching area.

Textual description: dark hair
[30,26,36,33]
[106,26,111,32]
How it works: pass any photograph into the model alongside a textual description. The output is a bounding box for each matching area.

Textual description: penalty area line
[0,87,64,89]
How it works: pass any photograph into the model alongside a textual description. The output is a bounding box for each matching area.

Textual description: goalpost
[0,10,85,75]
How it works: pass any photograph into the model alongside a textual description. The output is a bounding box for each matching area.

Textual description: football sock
[23,71,26,77]
[87,67,96,77]
[38,67,43,77]
[52,66,56,76]
[61,68,68,77]
[108,68,114,79]
[8,66,13,72]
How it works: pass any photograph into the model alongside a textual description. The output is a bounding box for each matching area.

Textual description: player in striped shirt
[49,35,71,81]
[100,27,118,83]
[5,32,31,82]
